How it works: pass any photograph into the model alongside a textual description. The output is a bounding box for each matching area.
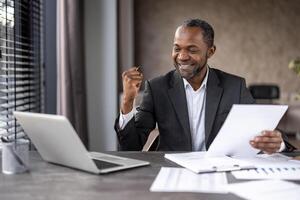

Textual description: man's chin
[178,70,194,80]
[174,65,196,79]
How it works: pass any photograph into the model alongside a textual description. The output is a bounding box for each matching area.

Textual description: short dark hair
[182,19,214,47]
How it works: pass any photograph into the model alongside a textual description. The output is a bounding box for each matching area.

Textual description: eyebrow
[173,44,199,49]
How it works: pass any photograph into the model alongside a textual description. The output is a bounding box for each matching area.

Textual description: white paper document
[164,152,255,174]
[227,180,300,200]
[150,167,228,193]
[232,153,300,180]
[207,104,288,157]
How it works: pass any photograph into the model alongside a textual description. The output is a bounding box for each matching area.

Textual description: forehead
[173,26,206,47]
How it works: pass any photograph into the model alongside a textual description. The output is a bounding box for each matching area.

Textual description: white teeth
[179,65,191,69]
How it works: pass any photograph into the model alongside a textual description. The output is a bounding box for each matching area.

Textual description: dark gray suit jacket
[115,68,293,151]
[115,68,255,151]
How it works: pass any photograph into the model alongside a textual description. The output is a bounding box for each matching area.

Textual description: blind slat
[0,0,43,138]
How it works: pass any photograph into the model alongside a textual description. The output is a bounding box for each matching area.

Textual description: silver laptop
[13,111,150,174]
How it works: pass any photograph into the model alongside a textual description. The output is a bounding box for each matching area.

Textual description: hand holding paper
[250,130,283,154]
[207,104,288,157]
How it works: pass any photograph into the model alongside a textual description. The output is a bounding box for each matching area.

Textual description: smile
[178,64,194,70]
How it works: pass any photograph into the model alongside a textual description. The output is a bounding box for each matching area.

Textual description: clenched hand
[121,67,143,114]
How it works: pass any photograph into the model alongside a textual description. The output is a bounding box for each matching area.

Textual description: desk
[0,151,298,200]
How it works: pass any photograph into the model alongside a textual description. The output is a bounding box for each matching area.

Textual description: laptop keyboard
[92,159,121,170]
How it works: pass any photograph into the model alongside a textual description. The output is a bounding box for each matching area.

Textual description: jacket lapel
[205,68,223,146]
[167,71,192,150]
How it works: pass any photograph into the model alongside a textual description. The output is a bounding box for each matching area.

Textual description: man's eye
[173,48,180,52]
[189,49,199,53]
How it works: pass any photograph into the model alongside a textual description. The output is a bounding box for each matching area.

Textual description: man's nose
[178,51,190,61]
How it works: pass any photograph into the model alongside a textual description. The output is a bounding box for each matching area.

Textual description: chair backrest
[249,84,280,103]
[142,129,159,151]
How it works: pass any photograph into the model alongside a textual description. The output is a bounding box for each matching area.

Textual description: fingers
[250,141,280,149]
[121,67,144,102]
[122,67,143,81]
[250,141,281,154]
[259,130,281,137]
[124,66,142,74]
[252,135,282,143]
[250,130,283,154]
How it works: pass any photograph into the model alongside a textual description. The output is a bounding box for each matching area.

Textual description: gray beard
[175,62,207,80]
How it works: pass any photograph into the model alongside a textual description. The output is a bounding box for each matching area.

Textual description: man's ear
[207,45,216,58]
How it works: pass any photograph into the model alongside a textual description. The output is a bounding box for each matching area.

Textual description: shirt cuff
[118,108,135,130]
[277,141,286,152]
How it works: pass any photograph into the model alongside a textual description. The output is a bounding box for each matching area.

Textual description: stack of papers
[165,152,255,174]
[153,105,299,197]
[232,167,300,180]
[150,167,228,193]
[232,153,300,180]
[227,180,300,200]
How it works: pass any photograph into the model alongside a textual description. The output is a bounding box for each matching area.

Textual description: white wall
[133,0,300,98]
[84,0,118,151]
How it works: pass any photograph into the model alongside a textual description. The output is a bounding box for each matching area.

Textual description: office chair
[248,84,280,104]
[142,129,159,151]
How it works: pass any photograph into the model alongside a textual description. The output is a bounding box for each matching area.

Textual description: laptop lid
[13,111,149,174]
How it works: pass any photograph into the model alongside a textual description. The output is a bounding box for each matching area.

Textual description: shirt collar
[183,65,209,91]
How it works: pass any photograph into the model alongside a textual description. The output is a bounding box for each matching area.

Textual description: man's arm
[239,79,296,153]
[118,109,135,130]
[238,79,296,153]
[115,81,156,150]
[239,78,255,104]
[114,67,143,150]
[115,67,156,150]
[121,67,143,114]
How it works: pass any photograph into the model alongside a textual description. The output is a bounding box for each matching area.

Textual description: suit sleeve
[239,78,255,104]
[277,128,297,152]
[114,80,156,150]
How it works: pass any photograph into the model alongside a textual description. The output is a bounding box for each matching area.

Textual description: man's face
[172,26,214,80]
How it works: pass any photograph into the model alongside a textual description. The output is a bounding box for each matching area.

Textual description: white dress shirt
[183,68,209,151]
[119,107,135,130]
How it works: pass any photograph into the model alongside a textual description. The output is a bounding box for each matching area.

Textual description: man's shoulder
[147,69,176,88]
[210,67,245,83]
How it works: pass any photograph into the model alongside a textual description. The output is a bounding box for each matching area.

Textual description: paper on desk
[207,104,288,157]
[227,180,300,200]
[231,153,300,180]
[150,167,228,193]
[165,152,254,174]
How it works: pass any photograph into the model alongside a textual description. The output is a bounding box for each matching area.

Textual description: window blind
[0,0,43,138]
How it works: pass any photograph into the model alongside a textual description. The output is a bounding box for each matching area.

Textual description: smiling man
[115,19,294,153]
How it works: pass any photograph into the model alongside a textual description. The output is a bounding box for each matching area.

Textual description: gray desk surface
[2,151,296,200]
